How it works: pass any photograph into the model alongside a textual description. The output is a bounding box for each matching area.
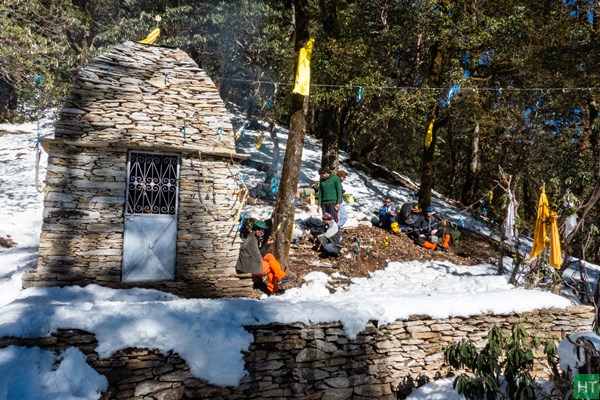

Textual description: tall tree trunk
[418,43,444,208]
[318,0,340,173]
[273,0,310,271]
[461,121,480,204]
[418,116,438,209]
[0,80,17,121]
[265,118,280,183]
[319,104,340,172]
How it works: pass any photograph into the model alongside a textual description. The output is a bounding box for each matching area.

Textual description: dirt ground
[274,224,502,295]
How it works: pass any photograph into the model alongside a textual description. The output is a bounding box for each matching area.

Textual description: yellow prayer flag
[139,28,160,44]
[549,211,562,269]
[529,187,549,260]
[292,38,315,96]
[425,119,435,149]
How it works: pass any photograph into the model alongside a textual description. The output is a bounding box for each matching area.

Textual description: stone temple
[24,41,252,298]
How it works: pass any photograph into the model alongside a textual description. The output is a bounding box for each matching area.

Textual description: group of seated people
[378,198,451,252]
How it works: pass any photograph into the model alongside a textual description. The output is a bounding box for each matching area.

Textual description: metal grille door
[122,151,180,281]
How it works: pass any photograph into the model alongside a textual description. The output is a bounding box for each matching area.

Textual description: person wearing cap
[412,206,449,251]
[236,220,286,295]
[316,213,342,258]
[317,167,343,222]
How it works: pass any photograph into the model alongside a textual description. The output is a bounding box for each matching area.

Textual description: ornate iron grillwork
[126,152,179,215]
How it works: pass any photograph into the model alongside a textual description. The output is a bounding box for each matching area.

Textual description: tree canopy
[1,0,599,263]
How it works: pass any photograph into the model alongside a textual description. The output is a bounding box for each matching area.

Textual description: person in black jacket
[412,206,443,250]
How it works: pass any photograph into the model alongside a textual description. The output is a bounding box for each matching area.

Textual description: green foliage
[444,325,547,400]
[2,0,600,260]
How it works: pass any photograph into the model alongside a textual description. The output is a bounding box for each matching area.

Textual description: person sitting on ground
[236,220,286,295]
[378,197,397,231]
[317,213,342,258]
[396,203,422,232]
[317,167,343,222]
[412,206,450,251]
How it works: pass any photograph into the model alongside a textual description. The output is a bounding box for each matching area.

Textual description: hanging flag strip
[271,177,280,194]
[356,86,363,102]
[425,118,434,149]
[292,38,315,96]
[234,123,246,141]
[218,127,223,142]
[529,188,549,260]
[139,28,161,44]
[503,191,515,241]
[549,211,562,269]
[255,131,265,149]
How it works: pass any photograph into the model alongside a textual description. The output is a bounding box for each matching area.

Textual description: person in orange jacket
[236,220,286,295]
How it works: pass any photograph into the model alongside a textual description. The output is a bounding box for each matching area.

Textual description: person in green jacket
[317,167,343,222]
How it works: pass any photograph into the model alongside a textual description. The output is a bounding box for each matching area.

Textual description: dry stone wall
[24,41,252,298]
[0,306,593,399]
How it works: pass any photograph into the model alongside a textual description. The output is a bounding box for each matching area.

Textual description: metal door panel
[122,151,179,282]
[123,214,176,281]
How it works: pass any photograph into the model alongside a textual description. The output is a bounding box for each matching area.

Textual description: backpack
[397,203,413,223]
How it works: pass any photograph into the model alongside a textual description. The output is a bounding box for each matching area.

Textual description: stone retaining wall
[0,306,593,399]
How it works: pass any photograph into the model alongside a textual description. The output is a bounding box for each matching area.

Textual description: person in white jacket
[317,213,342,258]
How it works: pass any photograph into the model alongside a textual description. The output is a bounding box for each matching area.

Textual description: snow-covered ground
[0,113,588,399]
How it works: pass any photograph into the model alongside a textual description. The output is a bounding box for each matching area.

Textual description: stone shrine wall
[23,41,252,298]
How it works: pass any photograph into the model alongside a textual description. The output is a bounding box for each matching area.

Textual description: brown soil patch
[281,225,501,292]
[0,236,16,248]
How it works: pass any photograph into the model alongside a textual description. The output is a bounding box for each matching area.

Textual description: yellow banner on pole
[549,211,562,269]
[292,38,315,96]
[425,119,435,149]
[529,187,549,260]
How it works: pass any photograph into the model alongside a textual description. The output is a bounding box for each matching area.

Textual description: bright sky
[0,113,589,399]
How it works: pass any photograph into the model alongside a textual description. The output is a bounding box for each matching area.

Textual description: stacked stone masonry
[0,306,592,399]
[23,41,252,298]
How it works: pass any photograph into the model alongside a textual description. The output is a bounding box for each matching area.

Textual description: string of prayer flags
[356,86,363,102]
[35,74,42,88]
[292,38,315,96]
[255,131,265,149]
[425,118,435,149]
